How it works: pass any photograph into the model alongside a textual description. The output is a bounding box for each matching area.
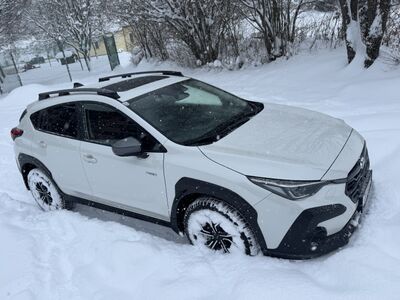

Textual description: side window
[30,103,78,138]
[83,103,162,152]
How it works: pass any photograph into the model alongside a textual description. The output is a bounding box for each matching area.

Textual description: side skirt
[64,194,171,228]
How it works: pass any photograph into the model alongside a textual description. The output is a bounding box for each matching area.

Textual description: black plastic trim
[98,71,183,82]
[65,195,171,227]
[38,88,120,100]
[18,154,56,190]
[264,204,347,259]
[17,155,367,260]
[171,177,268,251]
[73,82,84,88]
[19,109,27,122]
[17,153,170,227]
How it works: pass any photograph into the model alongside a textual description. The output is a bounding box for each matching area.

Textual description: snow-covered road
[1,50,400,299]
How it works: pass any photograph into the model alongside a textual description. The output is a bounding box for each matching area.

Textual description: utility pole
[57,38,72,82]
[9,52,23,87]
[0,65,5,78]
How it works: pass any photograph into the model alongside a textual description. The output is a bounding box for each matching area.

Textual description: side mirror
[112,137,144,157]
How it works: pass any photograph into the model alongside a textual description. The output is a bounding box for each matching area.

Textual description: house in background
[90,26,135,57]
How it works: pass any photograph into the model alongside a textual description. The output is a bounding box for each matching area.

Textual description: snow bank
[1,49,400,299]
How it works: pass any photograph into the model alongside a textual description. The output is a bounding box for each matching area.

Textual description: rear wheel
[27,168,67,211]
[184,197,260,255]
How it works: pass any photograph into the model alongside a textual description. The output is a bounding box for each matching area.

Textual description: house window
[129,32,134,43]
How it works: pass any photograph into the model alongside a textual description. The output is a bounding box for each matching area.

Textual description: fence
[0,65,22,94]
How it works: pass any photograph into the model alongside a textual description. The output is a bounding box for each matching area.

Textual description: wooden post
[57,40,73,82]
[10,52,23,87]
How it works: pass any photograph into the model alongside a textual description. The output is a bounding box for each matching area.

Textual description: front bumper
[262,170,372,259]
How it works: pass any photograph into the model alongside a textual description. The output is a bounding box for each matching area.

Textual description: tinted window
[127,79,262,145]
[30,103,78,138]
[83,103,161,152]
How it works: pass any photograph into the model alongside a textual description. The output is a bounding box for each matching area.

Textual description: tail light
[11,127,24,141]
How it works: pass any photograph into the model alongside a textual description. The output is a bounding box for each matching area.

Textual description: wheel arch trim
[171,177,268,251]
[18,153,54,190]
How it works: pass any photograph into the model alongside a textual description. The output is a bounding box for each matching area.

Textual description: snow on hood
[199,103,353,180]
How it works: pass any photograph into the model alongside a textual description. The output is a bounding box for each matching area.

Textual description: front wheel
[184,197,260,255]
[27,168,66,211]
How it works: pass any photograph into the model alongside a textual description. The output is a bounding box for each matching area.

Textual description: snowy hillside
[1,50,400,299]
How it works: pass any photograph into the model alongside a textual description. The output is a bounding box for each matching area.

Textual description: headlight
[247,177,329,200]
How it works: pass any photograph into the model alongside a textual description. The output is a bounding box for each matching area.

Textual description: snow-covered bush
[165,40,197,68]
[295,11,342,52]
[130,46,144,65]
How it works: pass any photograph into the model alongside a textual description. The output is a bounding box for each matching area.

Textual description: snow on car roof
[30,73,189,106]
[115,75,189,102]
[103,75,169,92]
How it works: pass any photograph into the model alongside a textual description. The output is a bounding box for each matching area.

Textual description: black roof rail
[98,70,184,82]
[38,88,120,101]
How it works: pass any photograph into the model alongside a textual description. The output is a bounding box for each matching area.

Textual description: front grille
[345,144,370,203]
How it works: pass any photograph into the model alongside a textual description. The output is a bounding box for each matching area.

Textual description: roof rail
[38,88,120,101]
[98,70,184,82]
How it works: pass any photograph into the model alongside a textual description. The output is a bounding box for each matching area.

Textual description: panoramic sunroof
[104,75,168,92]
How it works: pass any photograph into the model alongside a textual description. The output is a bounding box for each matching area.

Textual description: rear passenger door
[79,102,169,220]
[30,102,92,197]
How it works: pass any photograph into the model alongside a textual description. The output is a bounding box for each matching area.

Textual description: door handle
[39,141,47,148]
[82,153,97,164]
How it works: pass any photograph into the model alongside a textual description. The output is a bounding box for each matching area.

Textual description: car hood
[199,103,353,180]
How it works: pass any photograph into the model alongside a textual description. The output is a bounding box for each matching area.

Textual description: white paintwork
[200,103,353,180]
[79,141,169,219]
[322,130,365,180]
[13,75,368,252]
[162,143,270,210]
[30,126,91,197]
[255,181,357,249]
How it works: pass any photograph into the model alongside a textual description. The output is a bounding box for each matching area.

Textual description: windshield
[126,79,263,146]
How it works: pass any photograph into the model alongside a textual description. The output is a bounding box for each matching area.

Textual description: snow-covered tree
[137,0,238,65]
[338,0,361,63]
[338,0,391,67]
[0,0,26,36]
[237,0,313,61]
[107,0,170,61]
[0,0,28,49]
[27,0,106,71]
[364,0,391,67]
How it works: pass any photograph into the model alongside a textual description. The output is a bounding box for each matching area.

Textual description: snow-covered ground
[1,50,400,299]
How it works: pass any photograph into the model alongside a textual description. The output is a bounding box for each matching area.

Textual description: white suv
[12,71,372,259]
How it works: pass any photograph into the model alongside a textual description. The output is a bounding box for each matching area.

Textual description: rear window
[30,103,78,139]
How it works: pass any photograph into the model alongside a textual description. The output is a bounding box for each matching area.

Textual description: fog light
[310,242,318,251]
[309,226,327,251]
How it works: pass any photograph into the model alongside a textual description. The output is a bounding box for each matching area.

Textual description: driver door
[79,102,169,220]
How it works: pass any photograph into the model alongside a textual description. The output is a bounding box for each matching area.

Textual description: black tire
[27,168,70,211]
[184,197,260,255]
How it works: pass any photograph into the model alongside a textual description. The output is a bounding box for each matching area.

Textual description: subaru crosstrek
[12,71,372,258]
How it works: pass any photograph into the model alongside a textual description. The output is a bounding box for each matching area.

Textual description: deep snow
[1,50,400,299]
